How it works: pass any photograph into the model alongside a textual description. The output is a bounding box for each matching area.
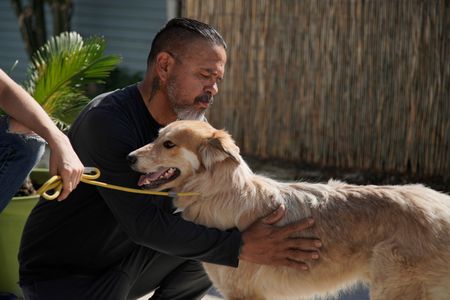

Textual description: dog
[128,120,450,300]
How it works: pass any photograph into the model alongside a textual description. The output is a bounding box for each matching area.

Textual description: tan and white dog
[128,120,450,300]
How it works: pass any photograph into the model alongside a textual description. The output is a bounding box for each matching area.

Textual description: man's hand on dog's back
[239,204,322,271]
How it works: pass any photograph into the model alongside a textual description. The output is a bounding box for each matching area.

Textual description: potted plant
[0,31,121,296]
[0,169,50,297]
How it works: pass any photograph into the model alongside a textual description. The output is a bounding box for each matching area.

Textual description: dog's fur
[128,120,450,300]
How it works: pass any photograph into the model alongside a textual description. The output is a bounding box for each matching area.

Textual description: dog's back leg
[370,263,427,300]
[368,241,447,300]
[370,253,450,300]
[370,284,425,300]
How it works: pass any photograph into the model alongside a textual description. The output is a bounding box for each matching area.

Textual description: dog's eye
[163,140,176,149]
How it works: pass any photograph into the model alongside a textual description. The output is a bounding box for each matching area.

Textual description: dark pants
[21,246,212,300]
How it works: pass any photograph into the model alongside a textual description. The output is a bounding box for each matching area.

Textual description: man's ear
[155,52,175,83]
[199,130,240,170]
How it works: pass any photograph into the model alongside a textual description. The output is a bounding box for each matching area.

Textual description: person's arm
[0,69,83,200]
[73,106,241,266]
[78,106,321,270]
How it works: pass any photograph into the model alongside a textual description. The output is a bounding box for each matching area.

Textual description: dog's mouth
[138,167,180,189]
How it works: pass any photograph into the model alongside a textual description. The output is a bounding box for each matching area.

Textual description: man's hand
[239,204,321,271]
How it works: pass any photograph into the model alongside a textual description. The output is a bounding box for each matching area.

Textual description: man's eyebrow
[200,68,223,76]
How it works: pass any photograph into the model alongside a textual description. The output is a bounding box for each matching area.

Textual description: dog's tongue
[138,168,168,186]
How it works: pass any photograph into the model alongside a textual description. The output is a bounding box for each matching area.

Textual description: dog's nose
[126,154,137,165]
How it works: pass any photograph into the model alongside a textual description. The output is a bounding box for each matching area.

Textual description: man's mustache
[195,94,214,105]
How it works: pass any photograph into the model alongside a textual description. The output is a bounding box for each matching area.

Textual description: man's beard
[173,103,207,121]
[167,77,212,121]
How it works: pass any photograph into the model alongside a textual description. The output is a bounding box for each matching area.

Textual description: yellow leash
[37,167,199,200]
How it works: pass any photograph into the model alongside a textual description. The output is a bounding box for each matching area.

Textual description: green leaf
[24,32,121,126]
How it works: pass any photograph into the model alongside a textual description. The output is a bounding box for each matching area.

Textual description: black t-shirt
[19,84,241,283]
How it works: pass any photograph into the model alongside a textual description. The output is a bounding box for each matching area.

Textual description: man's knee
[149,260,212,300]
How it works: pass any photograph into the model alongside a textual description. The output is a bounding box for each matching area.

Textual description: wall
[72,0,168,74]
[0,0,170,82]
[182,0,450,177]
[0,1,29,82]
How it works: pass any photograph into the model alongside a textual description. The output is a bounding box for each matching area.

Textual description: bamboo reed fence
[182,0,450,177]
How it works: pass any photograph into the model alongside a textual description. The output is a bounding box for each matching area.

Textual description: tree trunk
[10,0,73,59]
[50,0,73,34]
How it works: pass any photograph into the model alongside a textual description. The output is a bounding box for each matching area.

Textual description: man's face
[165,42,226,120]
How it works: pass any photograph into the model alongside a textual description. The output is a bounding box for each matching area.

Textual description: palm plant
[24,31,121,129]
[10,31,121,196]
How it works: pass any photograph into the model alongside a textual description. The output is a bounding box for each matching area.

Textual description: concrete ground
[139,285,369,299]
[137,290,220,300]
[204,286,370,299]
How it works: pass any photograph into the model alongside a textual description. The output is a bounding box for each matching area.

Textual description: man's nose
[126,154,137,165]
[205,82,218,96]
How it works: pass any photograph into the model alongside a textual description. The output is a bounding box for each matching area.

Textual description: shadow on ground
[206,285,369,300]
[244,155,450,194]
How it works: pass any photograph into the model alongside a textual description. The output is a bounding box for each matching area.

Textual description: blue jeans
[0,116,45,213]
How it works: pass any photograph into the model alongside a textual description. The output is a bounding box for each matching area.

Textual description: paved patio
[138,290,221,300]
[139,285,369,300]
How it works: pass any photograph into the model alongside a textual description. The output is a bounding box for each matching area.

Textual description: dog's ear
[199,130,240,170]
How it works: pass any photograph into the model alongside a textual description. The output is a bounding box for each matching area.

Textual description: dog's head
[127,120,240,191]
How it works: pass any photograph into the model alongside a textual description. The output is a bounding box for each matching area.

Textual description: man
[19,18,322,299]
[0,69,83,212]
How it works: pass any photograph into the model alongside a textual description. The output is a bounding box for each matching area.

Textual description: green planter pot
[0,168,49,296]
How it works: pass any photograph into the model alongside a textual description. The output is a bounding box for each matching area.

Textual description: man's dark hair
[147,17,227,66]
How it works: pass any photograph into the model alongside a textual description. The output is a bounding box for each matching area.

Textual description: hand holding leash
[239,204,322,271]
[47,132,84,201]
[37,167,100,200]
